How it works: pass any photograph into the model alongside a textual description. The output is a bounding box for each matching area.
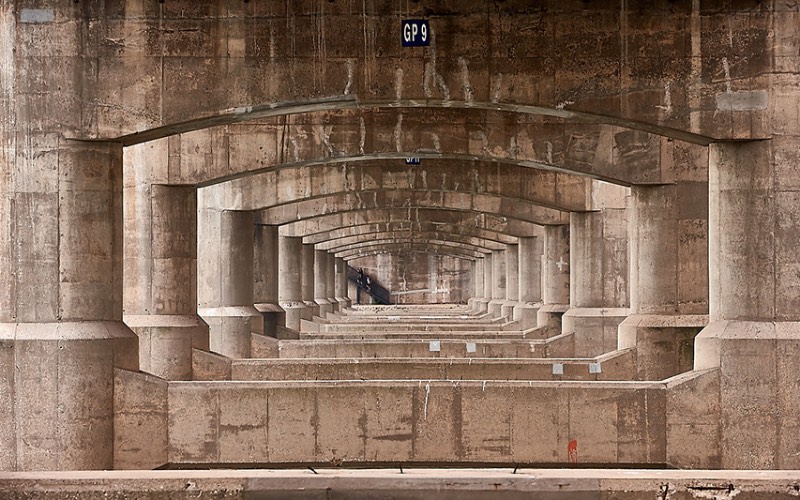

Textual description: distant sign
[402,20,429,47]
[405,157,421,165]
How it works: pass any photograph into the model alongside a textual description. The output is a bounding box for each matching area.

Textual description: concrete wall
[350,254,472,304]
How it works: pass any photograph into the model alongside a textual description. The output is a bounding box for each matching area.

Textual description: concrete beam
[318,231,507,253]
[338,242,487,261]
[303,222,518,246]
[281,208,544,239]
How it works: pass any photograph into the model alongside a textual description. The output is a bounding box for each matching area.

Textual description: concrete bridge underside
[2,1,800,496]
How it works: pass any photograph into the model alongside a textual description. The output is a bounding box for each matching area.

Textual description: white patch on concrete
[431,133,441,152]
[359,116,366,155]
[423,382,431,420]
[656,81,673,117]
[481,381,488,392]
[458,57,474,103]
[394,113,404,152]
[722,57,732,94]
[555,100,574,110]
[421,170,428,190]
[556,257,568,272]
[588,363,602,374]
[508,136,518,159]
[20,8,54,23]
[343,59,354,95]
[491,74,504,103]
[466,342,477,353]
[716,91,768,111]
[429,340,441,352]
[395,68,404,100]
[289,137,300,163]
[552,363,564,375]
[546,141,553,164]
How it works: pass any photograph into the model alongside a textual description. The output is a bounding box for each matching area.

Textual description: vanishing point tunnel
[2,1,800,497]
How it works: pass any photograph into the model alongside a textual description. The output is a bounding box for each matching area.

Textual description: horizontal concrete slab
[2,468,799,499]
[230,350,637,382]
[277,336,574,359]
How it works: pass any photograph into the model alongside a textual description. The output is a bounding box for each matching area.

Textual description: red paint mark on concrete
[568,439,578,464]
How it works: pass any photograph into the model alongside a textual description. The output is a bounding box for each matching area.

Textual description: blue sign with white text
[405,157,421,165]
[402,20,430,47]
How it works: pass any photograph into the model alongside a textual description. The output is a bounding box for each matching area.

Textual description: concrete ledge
[3,468,800,499]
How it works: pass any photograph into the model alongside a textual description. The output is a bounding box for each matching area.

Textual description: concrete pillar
[0,141,138,471]
[314,249,333,317]
[501,244,520,318]
[488,250,506,317]
[335,257,351,309]
[301,244,319,320]
[326,252,339,313]
[538,225,570,330]
[691,140,800,469]
[124,182,208,380]
[197,208,260,359]
[514,236,543,328]
[254,225,285,338]
[562,209,629,356]
[479,253,493,314]
[468,258,485,312]
[618,184,708,379]
[279,236,306,331]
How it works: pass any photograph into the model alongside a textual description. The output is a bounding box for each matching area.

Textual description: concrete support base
[471,298,490,314]
[500,301,518,320]
[336,296,351,311]
[253,303,285,339]
[124,315,209,380]
[280,301,307,332]
[487,299,505,318]
[618,314,706,381]
[694,320,800,469]
[537,304,569,332]
[302,301,319,321]
[315,299,333,318]
[0,322,138,471]
[512,302,541,329]
[198,306,261,359]
[561,307,629,357]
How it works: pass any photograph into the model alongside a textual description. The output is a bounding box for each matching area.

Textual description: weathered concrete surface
[163,379,665,466]
[229,351,637,382]
[275,337,574,360]
[4,468,800,500]
[350,254,472,304]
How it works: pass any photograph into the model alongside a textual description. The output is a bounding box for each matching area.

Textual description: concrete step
[277,335,572,359]
[229,349,636,382]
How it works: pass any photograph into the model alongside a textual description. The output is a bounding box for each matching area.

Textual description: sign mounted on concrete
[405,157,421,165]
[402,20,430,47]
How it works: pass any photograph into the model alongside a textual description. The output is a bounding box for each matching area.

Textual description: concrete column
[468,258,485,312]
[562,209,629,356]
[279,236,306,331]
[691,140,800,469]
[479,253,493,314]
[501,244,520,318]
[326,252,339,313]
[488,250,506,317]
[514,236,543,328]
[335,257,351,309]
[197,208,260,359]
[538,225,570,330]
[301,244,319,320]
[254,225,285,338]
[314,249,333,317]
[0,140,138,471]
[618,184,708,379]
[124,182,208,380]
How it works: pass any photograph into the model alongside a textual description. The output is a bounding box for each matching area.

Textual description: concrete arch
[152,106,707,188]
[279,208,545,239]
[346,249,479,264]
[339,242,487,261]
[333,236,492,257]
[303,222,518,246]
[78,4,758,142]
[251,190,570,226]
[318,231,508,253]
